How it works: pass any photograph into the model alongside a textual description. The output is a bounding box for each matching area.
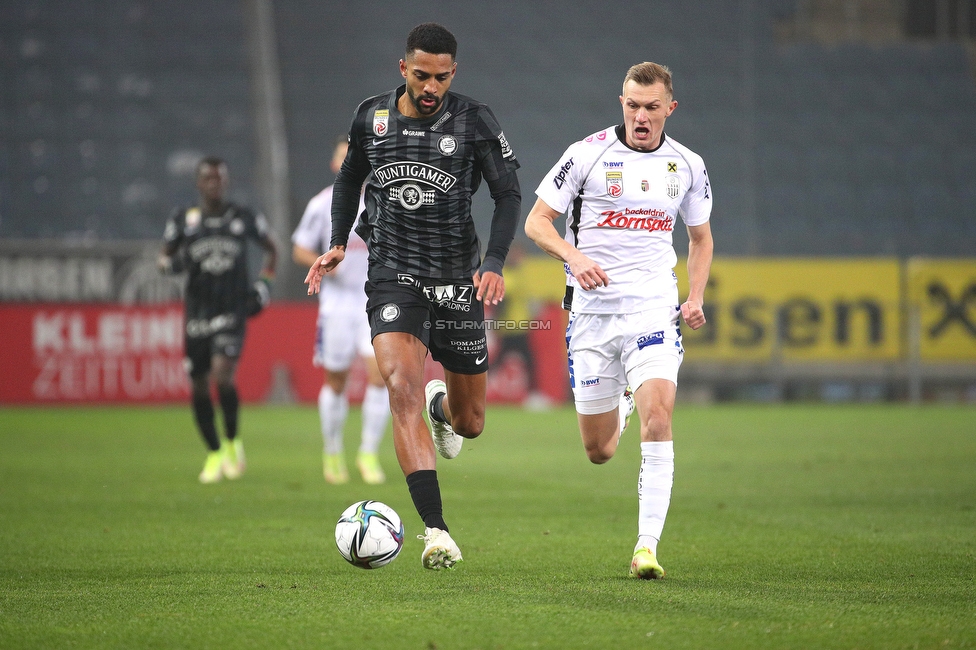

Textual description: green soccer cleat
[323,453,349,484]
[425,379,462,459]
[198,450,224,484]
[356,452,385,485]
[222,439,245,480]
[619,386,635,437]
[630,547,665,580]
[419,527,463,570]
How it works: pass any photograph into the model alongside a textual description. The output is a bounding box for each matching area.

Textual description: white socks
[359,384,390,454]
[637,440,674,554]
[318,385,348,455]
[319,384,389,455]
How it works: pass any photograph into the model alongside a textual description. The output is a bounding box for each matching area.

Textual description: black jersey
[335,85,520,279]
[162,203,271,325]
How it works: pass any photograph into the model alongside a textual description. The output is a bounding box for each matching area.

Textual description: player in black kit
[305,23,521,569]
[160,157,278,484]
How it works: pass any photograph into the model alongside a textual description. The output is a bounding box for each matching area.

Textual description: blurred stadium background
[1,0,974,405]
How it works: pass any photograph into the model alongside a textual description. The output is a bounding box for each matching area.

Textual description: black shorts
[184,312,246,378]
[365,266,488,375]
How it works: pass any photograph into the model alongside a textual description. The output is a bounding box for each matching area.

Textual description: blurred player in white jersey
[525,62,713,579]
[292,137,390,484]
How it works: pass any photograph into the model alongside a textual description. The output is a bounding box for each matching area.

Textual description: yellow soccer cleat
[323,453,349,484]
[222,439,245,480]
[356,452,386,485]
[630,547,665,580]
[198,450,224,484]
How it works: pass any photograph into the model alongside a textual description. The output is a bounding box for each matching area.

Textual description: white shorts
[566,305,683,415]
[314,306,374,371]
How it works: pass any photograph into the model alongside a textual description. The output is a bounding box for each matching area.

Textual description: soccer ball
[334,500,404,569]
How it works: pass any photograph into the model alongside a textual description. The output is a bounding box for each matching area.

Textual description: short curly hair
[406,23,457,60]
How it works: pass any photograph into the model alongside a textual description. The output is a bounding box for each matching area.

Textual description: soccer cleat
[419,527,463,570]
[619,386,635,437]
[198,450,224,484]
[222,439,245,480]
[425,379,462,459]
[323,453,349,484]
[356,452,386,485]
[630,547,665,580]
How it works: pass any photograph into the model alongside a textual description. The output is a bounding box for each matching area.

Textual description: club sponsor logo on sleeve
[498,132,514,159]
[372,109,389,136]
[605,171,623,198]
[553,158,574,189]
[637,331,665,349]
[380,303,400,322]
[580,378,600,387]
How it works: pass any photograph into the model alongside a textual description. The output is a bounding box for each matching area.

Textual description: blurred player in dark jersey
[306,23,521,569]
[160,157,278,483]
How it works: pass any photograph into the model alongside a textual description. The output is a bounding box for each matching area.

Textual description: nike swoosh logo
[475,354,487,365]
[372,138,389,146]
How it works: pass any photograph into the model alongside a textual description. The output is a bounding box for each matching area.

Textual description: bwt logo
[603,161,624,168]
[553,158,574,189]
[580,378,600,387]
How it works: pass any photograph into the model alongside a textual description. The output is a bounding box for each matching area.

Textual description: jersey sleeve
[162,207,184,249]
[679,156,712,227]
[534,142,586,214]
[474,103,520,182]
[291,192,327,252]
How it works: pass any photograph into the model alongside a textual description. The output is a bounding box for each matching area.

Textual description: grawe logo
[596,209,674,232]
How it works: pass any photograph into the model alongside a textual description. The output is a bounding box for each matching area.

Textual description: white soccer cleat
[425,379,462,459]
[419,527,463,570]
[618,386,635,437]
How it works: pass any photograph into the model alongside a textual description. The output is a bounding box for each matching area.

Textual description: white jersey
[535,126,712,314]
[291,185,369,314]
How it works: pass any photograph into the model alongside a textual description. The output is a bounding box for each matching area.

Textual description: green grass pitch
[1,403,974,649]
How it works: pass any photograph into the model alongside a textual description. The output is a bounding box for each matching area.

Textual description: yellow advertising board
[906,258,976,361]
[675,258,903,362]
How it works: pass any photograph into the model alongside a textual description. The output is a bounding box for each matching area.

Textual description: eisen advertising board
[675,258,903,362]
[907,258,976,362]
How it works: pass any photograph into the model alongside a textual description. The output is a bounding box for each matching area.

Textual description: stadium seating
[2,0,974,256]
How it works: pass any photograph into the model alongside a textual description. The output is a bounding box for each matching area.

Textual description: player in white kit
[524,62,713,578]
[292,138,390,484]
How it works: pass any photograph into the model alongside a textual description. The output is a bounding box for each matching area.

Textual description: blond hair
[623,62,673,98]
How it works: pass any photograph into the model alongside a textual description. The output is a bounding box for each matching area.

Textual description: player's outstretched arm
[305,245,345,295]
[681,222,713,330]
[524,197,610,291]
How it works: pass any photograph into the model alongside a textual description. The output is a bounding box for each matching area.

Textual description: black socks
[430,393,448,423]
[406,470,448,532]
[191,392,220,451]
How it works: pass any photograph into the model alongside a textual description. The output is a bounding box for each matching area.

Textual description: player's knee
[451,407,484,439]
[384,375,422,415]
[585,445,614,464]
